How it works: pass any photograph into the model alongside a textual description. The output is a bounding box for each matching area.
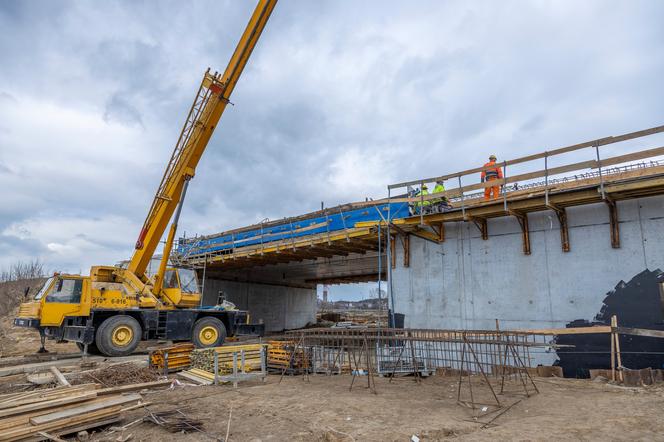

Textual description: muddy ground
[91,373,664,442]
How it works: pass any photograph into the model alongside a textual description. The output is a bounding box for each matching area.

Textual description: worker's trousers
[484,181,500,200]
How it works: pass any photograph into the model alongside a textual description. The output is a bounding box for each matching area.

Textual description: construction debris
[72,362,160,388]
[144,408,205,434]
[0,383,145,441]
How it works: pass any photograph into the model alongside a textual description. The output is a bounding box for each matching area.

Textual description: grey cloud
[0,92,17,104]
[103,93,144,127]
[2,0,664,273]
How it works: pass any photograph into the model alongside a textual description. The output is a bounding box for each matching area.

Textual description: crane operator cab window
[163,270,179,289]
[163,269,199,294]
[45,278,83,304]
[178,269,199,294]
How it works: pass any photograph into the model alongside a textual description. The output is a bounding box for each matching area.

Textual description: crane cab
[15,274,91,328]
[159,267,201,308]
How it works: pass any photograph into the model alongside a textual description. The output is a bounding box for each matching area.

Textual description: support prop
[509,210,531,255]
[547,203,570,252]
[606,198,620,249]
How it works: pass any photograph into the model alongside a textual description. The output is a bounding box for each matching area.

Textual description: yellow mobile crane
[14,0,277,357]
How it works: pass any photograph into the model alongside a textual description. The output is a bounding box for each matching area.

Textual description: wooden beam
[547,204,570,252]
[606,198,620,248]
[49,367,70,387]
[97,379,171,395]
[30,394,141,425]
[411,227,442,244]
[509,210,531,255]
[616,327,664,339]
[522,326,612,335]
[390,234,396,269]
[470,217,488,240]
[403,234,410,268]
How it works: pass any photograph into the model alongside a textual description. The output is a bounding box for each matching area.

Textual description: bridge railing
[387,124,664,222]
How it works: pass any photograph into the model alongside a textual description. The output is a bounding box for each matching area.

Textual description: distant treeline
[0,259,47,283]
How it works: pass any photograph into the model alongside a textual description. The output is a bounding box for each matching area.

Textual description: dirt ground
[89,373,664,442]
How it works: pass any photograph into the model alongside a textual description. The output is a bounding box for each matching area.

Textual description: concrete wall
[201,278,317,332]
[391,195,664,331]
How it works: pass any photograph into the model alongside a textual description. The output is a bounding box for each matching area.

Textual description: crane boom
[13,1,276,357]
[128,0,277,280]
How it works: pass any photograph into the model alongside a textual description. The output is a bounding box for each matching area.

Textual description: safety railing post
[260,221,265,255]
[324,209,331,245]
[288,220,296,251]
[339,208,350,242]
[458,176,466,218]
[595,143,605,199]
[419,181,424,225]
[387,187,392,223]
[502,161,508,212]
[544,153,549,207]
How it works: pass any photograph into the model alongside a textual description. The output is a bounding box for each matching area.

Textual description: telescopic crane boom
[14,0,277,357]
[131,0,278,295]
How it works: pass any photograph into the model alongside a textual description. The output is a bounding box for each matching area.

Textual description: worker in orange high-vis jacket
[481,154,503,200]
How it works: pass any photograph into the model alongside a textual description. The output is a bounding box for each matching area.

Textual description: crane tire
[95,315,142,357]
[192,317,226,348]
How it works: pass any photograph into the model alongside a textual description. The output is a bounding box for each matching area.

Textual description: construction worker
[431,180,452,212]
[414,183,431,213]
[481,154,503,200]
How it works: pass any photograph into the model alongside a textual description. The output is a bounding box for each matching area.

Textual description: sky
[1,1,664,300]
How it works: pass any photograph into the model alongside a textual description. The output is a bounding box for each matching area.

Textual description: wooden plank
[606,177,664,194]
[0,354,146,378]
[22,418,121,442]
[29,394,141,425]
[0,406,122,441]
[0,385,98,410]
[49,367,70,387]
[96,380,171,396]
[177,371,212,385]
[0,391,98,419]
[0,391,134,432]
[617,327,664,339]
[515,326,612,335]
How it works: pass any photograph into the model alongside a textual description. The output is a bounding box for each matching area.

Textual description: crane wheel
[192,317,226,348]
[96,315,142,357]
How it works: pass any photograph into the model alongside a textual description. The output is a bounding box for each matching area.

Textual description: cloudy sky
[1,0,664,298]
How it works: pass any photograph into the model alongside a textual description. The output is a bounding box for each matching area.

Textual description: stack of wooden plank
[190,344,266,374]
[0,383,144,441]
[149,343,194,372]
[267,340,309,373]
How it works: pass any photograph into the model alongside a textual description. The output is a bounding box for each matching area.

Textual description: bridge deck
[175,125,664,272]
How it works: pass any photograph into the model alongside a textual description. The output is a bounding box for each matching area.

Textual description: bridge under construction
[174,125,664,333]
